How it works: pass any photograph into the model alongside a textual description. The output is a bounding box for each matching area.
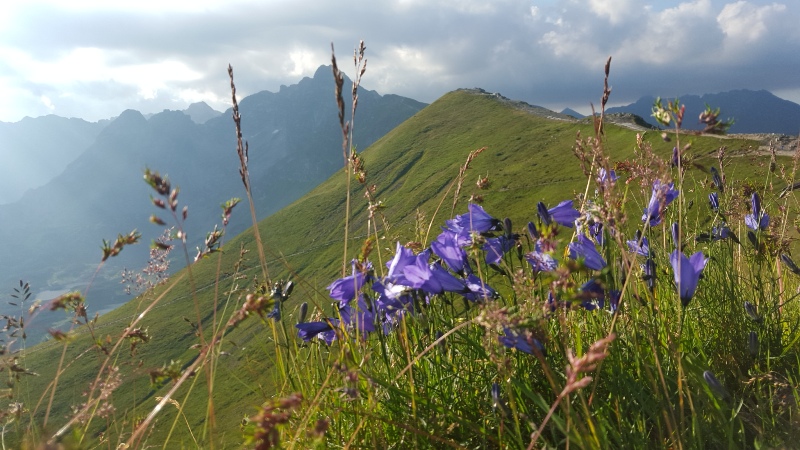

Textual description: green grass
[7,89,799,448]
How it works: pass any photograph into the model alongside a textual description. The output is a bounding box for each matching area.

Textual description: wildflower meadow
[1,47,798,449]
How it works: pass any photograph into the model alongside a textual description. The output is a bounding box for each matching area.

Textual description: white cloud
[717,1,786,43]
[174,88,228,112]
[40,94,55,111]
[392,0,501,14]
[616,0,716,65]
[369,44,451,93]
[588,0,643,25]
[284,48,326,78]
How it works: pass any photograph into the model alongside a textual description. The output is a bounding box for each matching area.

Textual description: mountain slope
[14,89,767,446]
[0,115,107,204]
[607,89,800,134]
[0,66,426,338]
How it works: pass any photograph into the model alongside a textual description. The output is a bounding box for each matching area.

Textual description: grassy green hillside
[13,89,783,447]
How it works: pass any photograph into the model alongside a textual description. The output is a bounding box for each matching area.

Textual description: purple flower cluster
[297,204,509,343]
[295,196,637,354]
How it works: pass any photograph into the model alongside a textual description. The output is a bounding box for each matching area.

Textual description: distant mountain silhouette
[0,65,426,338]
[560,108,585,119]
[184,102,222,124]
[606,90,800,135]
[0,116,107,204]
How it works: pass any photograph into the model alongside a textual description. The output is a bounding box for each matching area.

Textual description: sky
[1,0,799,123]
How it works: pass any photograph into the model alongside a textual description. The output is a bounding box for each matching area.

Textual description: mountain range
[3,77,800,341]
[0,116,106,204]
[0,65,426,338]
[606,89,800,134]
[0,102,222,206]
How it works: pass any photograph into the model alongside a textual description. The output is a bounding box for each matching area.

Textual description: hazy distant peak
[148,109,196,129]
[100,109,147,137]
[560,108,585,119]
[114,109,147,124]
[184,102,222,124]
[313,64,332,80]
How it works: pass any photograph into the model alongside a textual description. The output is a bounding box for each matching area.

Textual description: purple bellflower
[339,295,376,339]
[266,300,281,321]
[712,224,732,241]
[643,258,657,292]
[327,274,363,305]
[642,181,679,227]
[372,280,413,320]
[486,218,520,264]
[703,370,730,400]
[463,274,497,302]
[569,234,607,271]
[404,256,467,296]
[296,318,340,344]
[298,302,308,324]
[671,222,680,249]
[609,290,621,313]
[447,203,502,235]
[597,168,618,184]
[709,192,720,212]
[525,250,558,274]
[710,167,723,192]
[780,254,800,276]
[483,235,514,265]
[745,192,769,231]
[578,279,605,311]
[328,260,367,305]
[527,221,539,240]
[537,202,552,226]
[627,235,650,257]
[499,327,546,356]
[743,300,762,323]
[538,200,580,228]
[589,221,604,246]
[577,281,621,312]
[431,231,471,275]
[386,242,416,285]
[669,250,708,307]
[696,223,736,244]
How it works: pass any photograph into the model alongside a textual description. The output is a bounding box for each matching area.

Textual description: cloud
[1,0,799,121]
[718,1,787,43]
[39,95,55,112]
[588,0,645,25]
